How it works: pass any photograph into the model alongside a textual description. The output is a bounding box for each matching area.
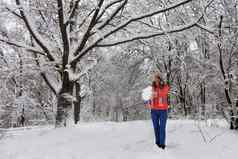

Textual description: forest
[1,0,238,159]
[0,0,237,129]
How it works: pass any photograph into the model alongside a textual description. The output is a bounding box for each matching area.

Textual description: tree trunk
[230,97,238,130]
[56,80,81,126]
[122,107,129,121]
[74,82,81,124]
[183,86,187,116]
[55,71,74,127]
[200,82,206,119]
[235,98,238,129]
[179,84,187,116]
[216,16,236,129]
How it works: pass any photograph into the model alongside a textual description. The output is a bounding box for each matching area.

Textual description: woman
[150,73,170,149]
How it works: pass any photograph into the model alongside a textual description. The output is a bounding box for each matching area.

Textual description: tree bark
[55,71,74,127]
[74,82,81,124]
[217,16,235,129]
[200,82,206,119]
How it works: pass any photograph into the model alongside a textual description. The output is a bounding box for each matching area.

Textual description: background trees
[0,0,237,129]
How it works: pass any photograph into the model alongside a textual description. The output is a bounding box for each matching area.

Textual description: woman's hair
[152,73,165,89]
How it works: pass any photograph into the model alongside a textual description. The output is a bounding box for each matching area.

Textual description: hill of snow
[0,120,237,159]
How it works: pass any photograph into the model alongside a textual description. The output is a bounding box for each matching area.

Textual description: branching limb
[97,0,127,30]
[65,0,82,26]
[72,0,105,57]
[97,17,202,47]
[5,7,22,18]
[70,0,193,64]
[15,0,56,61]
[96,0,124,22]
[57,0,70,66]
[71,8,96,35]
[0,38,47,56]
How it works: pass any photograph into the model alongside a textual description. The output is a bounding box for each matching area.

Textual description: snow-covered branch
[72,0,105,57]
[196,23,215,35]
[79,9,96,29]
[31,49,61,96]
[98,0,193,39]
[15,0,56,62]
[65,0,81,26]
[97,0,127,30]
[5,7,22,19]
[70,8,96,37]
[70,0,193,64]
[97,17,202,47]
[96,0,124,22]
[66,58,97,82]
[0,38,47,56]
[57,0,70,66]
[40,72,61,95]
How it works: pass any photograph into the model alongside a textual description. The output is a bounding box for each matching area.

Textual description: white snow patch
[142,86,152,101]
[0,120,237,159]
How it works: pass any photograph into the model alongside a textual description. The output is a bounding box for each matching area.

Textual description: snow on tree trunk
[55,71,75,127]
[55,83,80,127]
[56,94,74,127]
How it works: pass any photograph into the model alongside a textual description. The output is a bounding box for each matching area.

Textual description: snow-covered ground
[0,119,237,159]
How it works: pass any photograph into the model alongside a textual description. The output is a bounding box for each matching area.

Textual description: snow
[67,59,97,82]
[142,86,152,101]
[189,40,198,51]
[2,0,12,5]
[0,120,237,159]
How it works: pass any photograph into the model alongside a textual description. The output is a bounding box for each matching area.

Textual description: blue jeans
[151,109,168,145]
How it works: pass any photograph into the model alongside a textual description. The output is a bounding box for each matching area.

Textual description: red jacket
[151,84,170,110]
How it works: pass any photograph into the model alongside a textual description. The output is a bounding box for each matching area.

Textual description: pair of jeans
[151,109,168,145]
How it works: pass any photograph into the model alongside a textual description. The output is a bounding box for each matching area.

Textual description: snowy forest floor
[0,119,237,159]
